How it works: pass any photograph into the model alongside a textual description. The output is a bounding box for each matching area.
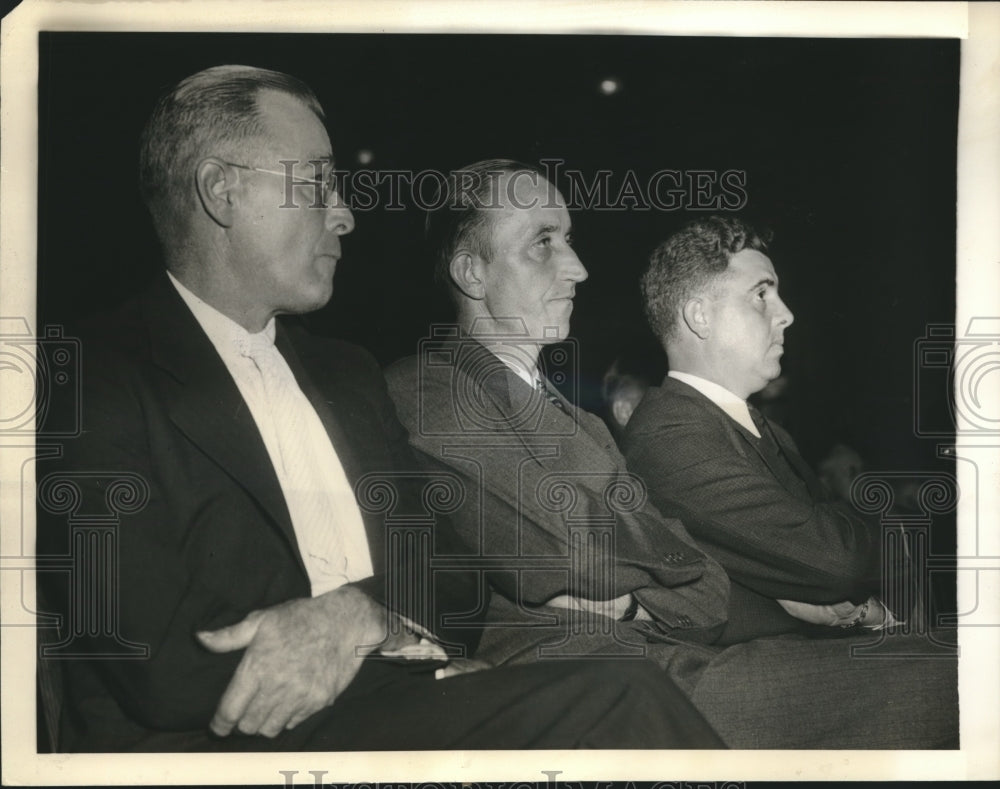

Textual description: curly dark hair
[642,215,771,342]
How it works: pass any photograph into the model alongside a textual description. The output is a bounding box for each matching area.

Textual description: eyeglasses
[222,160,341,206]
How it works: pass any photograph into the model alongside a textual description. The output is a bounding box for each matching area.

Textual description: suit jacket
[36,274,481,751]
[622,375,882,640]
[382,349,959,751]
[384,339,729,646]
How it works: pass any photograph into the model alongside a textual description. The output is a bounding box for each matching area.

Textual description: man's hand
[777,598,860,626]
[196,586,409,738]
[545,592,634,620]
[434,657,493,680]
[777,595,886,628]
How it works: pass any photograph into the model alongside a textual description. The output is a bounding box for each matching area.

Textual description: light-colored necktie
[238,331,351,591]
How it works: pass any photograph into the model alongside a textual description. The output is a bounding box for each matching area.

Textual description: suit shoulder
[382,352,454,432]
[383,354,420,388]
[627,383,715,435]
[74,295,150,356]
[286,324,381,377]
[65,298,161,402]
[623,383,739,463]
[384,352,453,398]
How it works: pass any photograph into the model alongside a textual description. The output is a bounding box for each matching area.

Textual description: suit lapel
[662,376,804,492]
[456,340,616,470]
[455,340,531,428]
[142,275,307,574]
[768,422,827,499]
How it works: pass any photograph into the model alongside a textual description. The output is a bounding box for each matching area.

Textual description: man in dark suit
[622,215,958,747]
[385,160,731,667]
[35,67,724,752]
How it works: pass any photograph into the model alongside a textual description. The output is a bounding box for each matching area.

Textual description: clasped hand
[777,595,885,628]
[545,591,635,620]
[196,586,413,738]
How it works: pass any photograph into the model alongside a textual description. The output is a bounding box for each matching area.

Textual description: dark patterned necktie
[747,402,809,495]
[747,402,772,445]
[535,377,569,414]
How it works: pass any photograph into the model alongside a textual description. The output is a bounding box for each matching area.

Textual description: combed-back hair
[424,159,546,296]
[138,65,324,240]
[642,215,771,342]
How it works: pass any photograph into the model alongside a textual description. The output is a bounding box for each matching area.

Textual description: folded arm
[384,360,729,640]
[624,414,881,605]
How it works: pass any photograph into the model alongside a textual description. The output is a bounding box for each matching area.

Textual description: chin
[762,356,783,376]
[291,289,334,316]
[538,313,569,343]
[539,325,569,343]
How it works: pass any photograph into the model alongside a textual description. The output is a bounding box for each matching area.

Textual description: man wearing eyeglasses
[36,65,723,752]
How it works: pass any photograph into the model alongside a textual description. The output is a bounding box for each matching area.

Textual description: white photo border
[2,0,997,783]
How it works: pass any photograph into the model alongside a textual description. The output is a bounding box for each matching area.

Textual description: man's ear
[448,251,486,300]
[195,158,237,228]
[681,297,711,340]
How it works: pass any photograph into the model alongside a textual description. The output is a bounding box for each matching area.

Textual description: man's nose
[562,246,589,283]
[325,192,355,235]
[776,296,794,327]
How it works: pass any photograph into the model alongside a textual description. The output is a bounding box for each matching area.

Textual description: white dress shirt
[167,272,374,596]
[668,370,761,437]
[488,346,541,389]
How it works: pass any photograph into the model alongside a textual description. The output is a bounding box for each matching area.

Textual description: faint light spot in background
[599,78,621,96]
[357,149,374,165]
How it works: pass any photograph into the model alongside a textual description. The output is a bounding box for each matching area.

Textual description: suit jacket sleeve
[622,384,881,605]
[384,353,728,643]
[37,333,252,732]
[36,311,482,738]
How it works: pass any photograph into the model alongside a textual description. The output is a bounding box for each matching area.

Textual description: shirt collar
[483,346,541,390]
[668,370,761,438]
[167,270,276,354]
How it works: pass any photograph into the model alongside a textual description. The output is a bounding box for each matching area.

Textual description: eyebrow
[535,222,570,235]
[749,276,777,292]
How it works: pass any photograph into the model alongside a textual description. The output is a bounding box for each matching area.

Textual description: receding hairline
[427,158,559,300]
[472,170,567,248]
[720,247,778,289]
[641,215,775,346]
[686,249,771,304]
[249,88,332,161]
[138,66,328,219]
[496,168,561,199]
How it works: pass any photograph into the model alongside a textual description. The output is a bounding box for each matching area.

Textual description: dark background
[38,31,957,480]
